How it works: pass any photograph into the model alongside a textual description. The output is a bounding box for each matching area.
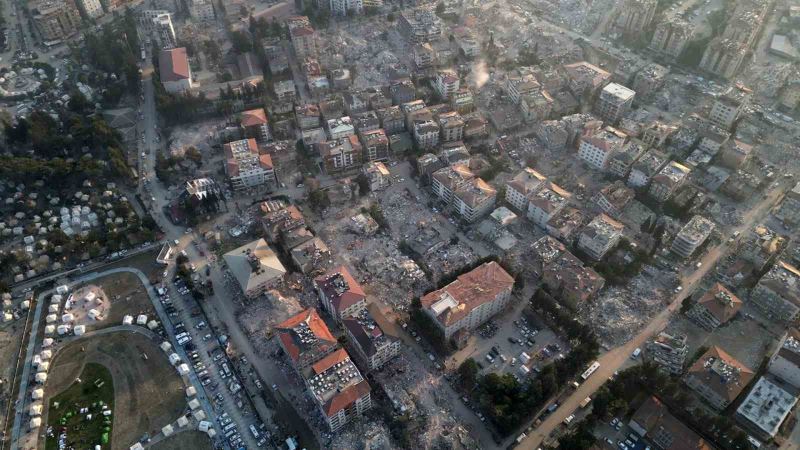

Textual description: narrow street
[513,182,789,450]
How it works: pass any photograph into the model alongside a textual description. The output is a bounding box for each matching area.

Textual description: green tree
[231,31,253,54]
[458,358,479,391]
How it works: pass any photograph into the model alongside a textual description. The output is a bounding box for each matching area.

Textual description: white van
[631,348,642,359]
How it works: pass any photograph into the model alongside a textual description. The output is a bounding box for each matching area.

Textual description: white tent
[169,353,181,365]
[130,444,144,450]
[32,355,41,367]
[40,349,52,360]
[177,364,190,375]
[21,300,30,310]
[56,285,69,295]
[34,372,47,384]
[51,294,62,304]
[45,314,57,323]
[57,324,70,335]
[44,325,56,335]
[192,410,206,421]
[85,292,96,302]
[31,389,44,400]
[88,309,100,320]
[2,312,11,322]
[61,313,74,323]
[29,404,42,416]
[185,386,196,397]
[188,398,200,410]
[161,424,174,436]
[42,338,53,348]
[147,320,158,330]
[29,417,42,429]
[48,304,60,313]
[198,421,211,432]
[206,428,216,438]
[160,341,172,352]
[136,314,147,325]
[74,325,86,336]
[177,416,190,428]
[122,315,133,325]
[38,361,50,372]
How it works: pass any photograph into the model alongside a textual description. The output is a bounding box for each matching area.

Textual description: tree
[231,31,253,54]
[458,358,479,391]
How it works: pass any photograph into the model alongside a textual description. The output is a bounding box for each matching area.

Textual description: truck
[580,397,592,408]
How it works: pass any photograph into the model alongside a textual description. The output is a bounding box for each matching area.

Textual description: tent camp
[40,349,52,360]
[48,304,59,313]
[51,294,62,304]
[38,361,50,372]
[177,364,190,375]
[147,320,158,330]
[192,410,206,421]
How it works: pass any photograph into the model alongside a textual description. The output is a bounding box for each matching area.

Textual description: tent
[56,285,69,295]
[177,416,190,428]
[57,324,70,335]
[29,417,42,429]
[61,313,74,323]
[45,314,57,323]
[136,315,147,325]
[44,325,55,335]
[122,315,133,325]
[169,353,181,365]
[160,341,172,352]
[192,410,206,421]
[74,325,86,336]
[185,386,196,397]
[31,389,44,400]
[177,364,190,375]
[29,404,42,416]
[85,292,96,302]
[34,372,47,384]
[48,304,59,313]
[38,361,50,372]
[32,355,41,367]
[147,320,158,330]
[161,424,174,436]
[51,294,62,304]
[188,398,200,410]
[197,420,209,431]
[88,309,100,320]
[206,428,216,438]
[3,312,11,322]
[42,338,54,348]
[40,350,52,360]
[130,444,144,450]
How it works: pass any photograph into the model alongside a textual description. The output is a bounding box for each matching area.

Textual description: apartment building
[453,178,497,223]
[646,332,689,375]
[736,377,798,441]
[224,139,276,190]
[188,0,214,20]
[687,283,743,331]
[526,184,571,228]
[709,95,744,130]
[223,239,286,298]
[649,18,694,58]
[276,308,338,370]
[739,225,788,272]
[720,139,753,169]
[649,161,691,202]
[632,63,668,99]
[520,91,554,123]
[240,108,271,143]
[343,309,401,371]
[432,164,474,205]
[592,181,634,218]
[577,214,624,260]
[629,397,711,449]
[767,329,800,389]
[329,0,362,15]
[318,135,363,176]
[612,0,657,36]
[595,83,635,124]
[505,68,541,104]
[398,7,443,43]
[627,148,667,188]
[670,215,715,259]
[359,129,390,162]
[302,349,372,432]
[31,0,80,43]
[421,261,514,341]
[390,78,416,105]
[315,266,366,319]
[578,126,627,170]
[413,119,440,149]
[78,0,103,18]
[158,47,193,93]
[362,161,391,192]
[376,106,405,134]
[608,139,647,179]
[749,261,800,322]
[542,252,605,308]
[563,61,611,98]
[326,116,355,140]
[287,16,318,58]
[505,167,547,213]
[684,346,754,410]
[433,70,460,99]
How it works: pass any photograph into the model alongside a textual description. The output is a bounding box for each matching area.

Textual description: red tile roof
[275,308,336,364]
[158,47,191,82]
[325,379,370,417]
[315,266,366,316]
[241,108,268,127]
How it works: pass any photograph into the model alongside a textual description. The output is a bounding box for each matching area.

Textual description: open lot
[45,363,114,450]
[149,430,214,450]
[42,331,186,450]
[84,272,156,331]
[0,322,27,444]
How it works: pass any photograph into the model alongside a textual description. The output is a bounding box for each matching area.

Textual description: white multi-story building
[78,0,103,18]
[343,309,400,371]
[413,119,440,149]
[750,261,800,323]
[330,0,362,15]
[595,83,635,123]
[453,178,496,223]
[505,167,547,213]
[709,95,743,130]
[302,349,372,432]
[421,262,514,341]
[224,138,276,190]
[578,127,627,170]
[431,164,474,205]
[326,116,355,140]
[577,214,624,260]
[736,377,799,441]
[670,215,715,259]
[526,185,571,227]
[188,0,215,20]
[768,330,800,389]
[646,332,689,375]
[433,70,460,99]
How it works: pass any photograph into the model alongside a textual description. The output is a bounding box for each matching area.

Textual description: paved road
[9,267,219,450]
[513,183,789,450]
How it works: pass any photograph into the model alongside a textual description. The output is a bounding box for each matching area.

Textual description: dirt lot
[0,322,27,445]
[41,331,186,450]
[82,272,156,331]
[150,430,213,450]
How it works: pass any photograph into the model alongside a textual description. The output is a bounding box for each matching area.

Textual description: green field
[45,363,115,450]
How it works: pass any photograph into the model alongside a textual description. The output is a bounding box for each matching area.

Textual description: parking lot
[595,417,649,450]
[448,299,567,379]
[158,269,268,449]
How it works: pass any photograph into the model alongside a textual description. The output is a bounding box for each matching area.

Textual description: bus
[581,361,600,380]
